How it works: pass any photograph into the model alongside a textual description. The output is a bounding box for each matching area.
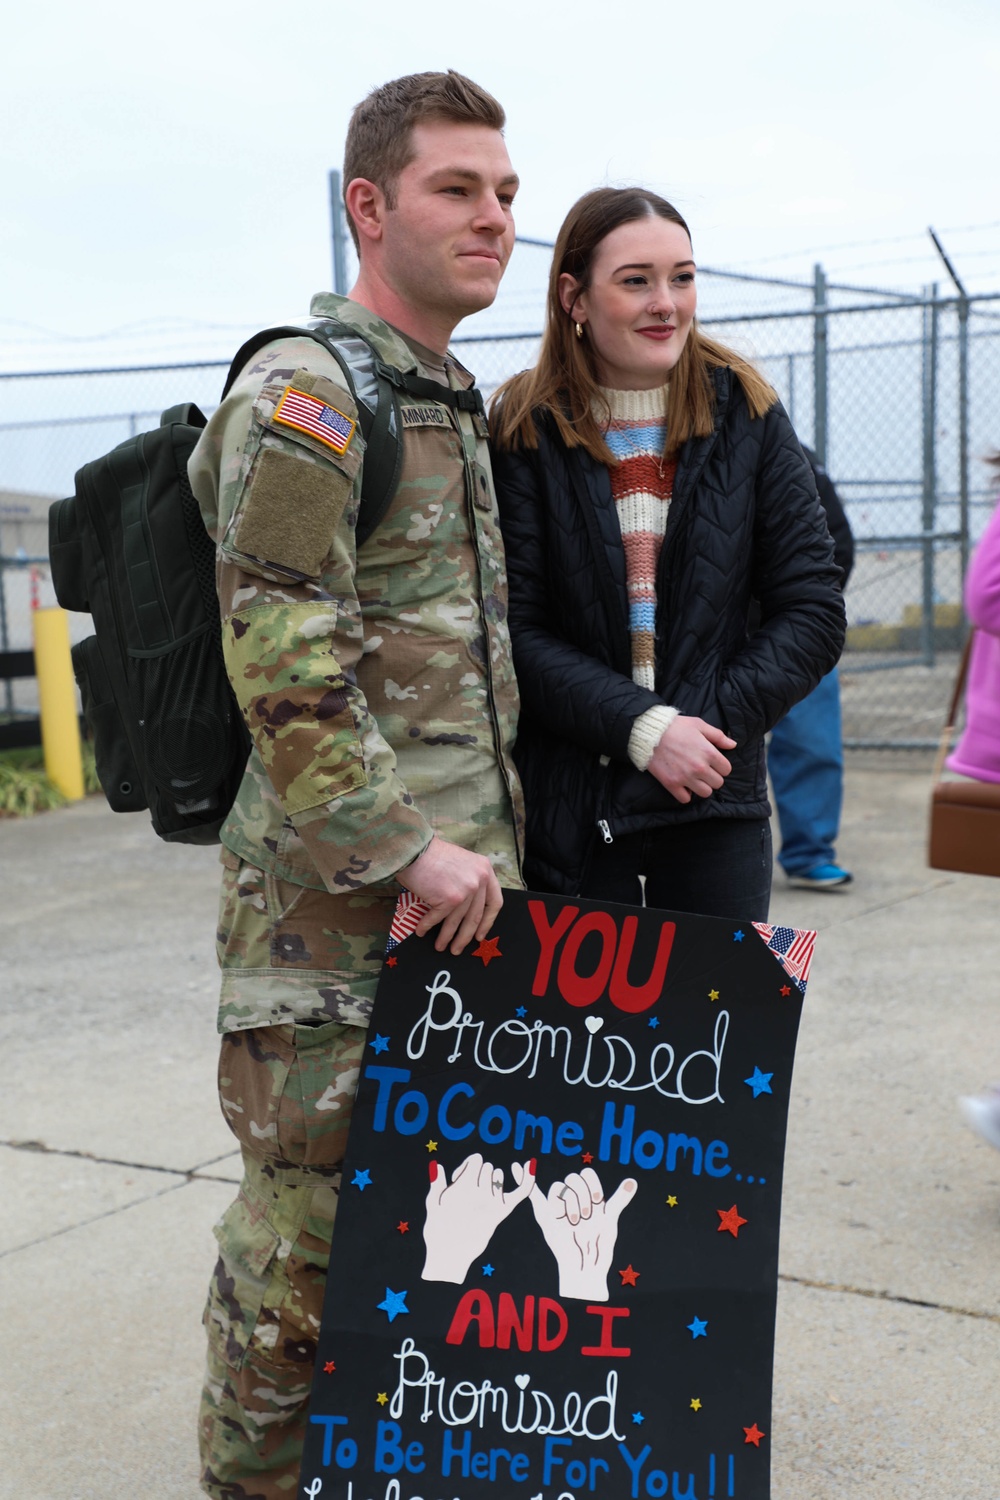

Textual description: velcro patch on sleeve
[273,387,357,454]
[232,447,352,578]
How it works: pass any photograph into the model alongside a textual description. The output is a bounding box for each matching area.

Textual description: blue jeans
[768,667,844,876]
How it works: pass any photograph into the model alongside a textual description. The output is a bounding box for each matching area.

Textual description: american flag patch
[386,891,432,953]
[752,922,817,994]
[273,387,356,454]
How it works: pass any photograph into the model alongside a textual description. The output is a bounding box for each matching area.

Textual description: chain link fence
[698,280,1000,748]
[3,255,999,748]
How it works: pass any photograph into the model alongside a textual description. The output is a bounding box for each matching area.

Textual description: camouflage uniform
[188,293,523,1498]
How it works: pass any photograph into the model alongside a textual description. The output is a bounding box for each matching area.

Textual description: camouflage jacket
[189,294,524,1032]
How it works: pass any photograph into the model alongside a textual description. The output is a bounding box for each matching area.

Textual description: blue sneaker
[787,863,853,890]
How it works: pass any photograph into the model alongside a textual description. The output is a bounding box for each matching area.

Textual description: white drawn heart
[585,1016,604,1034]
[515,1374,531,1389]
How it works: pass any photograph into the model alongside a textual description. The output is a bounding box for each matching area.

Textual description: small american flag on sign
[752,922,817,993]
[273,387,356,454]
[386,892,431,952]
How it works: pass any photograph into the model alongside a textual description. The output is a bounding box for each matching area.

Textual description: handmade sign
[298,890,813,1500]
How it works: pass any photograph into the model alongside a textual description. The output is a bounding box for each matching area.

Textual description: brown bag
[928,634,1000,877]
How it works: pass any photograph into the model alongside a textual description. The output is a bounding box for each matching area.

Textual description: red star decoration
[396,1221,409,1234]
[386,956,398,968]
[581,1151,594,1164]
[717,1204,748,1238]
[473,936,502,966]
[779,984,791,997]
[743,1423,766,1447]
[618,1264,640,1286]
[323,1360,336,1374]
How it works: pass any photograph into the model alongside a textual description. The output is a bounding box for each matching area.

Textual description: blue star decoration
[687,1316,708,1339]
[648,1016,660,1029]
[370,1034,390,1054]
[515,1006,527,1018]
[352,1169,372,1191]
[745,1067,774,1098]
[482,1264,495,1277]
[377,1288,409,1323]
[632,1412,645,1425]
[733,929,745,942]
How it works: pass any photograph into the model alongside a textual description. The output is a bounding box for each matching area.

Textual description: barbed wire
[724,218,1000,271]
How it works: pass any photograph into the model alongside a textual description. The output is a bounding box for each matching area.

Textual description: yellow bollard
[32,606,85,801]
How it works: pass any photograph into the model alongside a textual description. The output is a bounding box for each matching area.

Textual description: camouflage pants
[200,1018,366,1500]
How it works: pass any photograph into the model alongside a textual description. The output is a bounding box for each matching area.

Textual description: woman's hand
[647,716,736,803]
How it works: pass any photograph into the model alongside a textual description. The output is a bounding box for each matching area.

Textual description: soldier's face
[382,121,518,322]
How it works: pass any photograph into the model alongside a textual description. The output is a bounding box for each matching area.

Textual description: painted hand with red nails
[421,1152,537,1283]
[529,1167,637,1302]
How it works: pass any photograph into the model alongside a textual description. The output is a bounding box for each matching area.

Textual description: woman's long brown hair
[490,186,777,464]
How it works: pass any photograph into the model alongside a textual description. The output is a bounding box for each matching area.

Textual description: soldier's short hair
[343,70,506,249]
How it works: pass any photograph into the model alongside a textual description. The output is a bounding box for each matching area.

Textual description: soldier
[187,70,523,1498]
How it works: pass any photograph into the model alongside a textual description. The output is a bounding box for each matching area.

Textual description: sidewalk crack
[799,877,957,933]
[0,1177,190,1260]
[1,1137,238,1181]
[779,1271,999,1323]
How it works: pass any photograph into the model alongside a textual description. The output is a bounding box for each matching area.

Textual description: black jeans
[579,817,772,923]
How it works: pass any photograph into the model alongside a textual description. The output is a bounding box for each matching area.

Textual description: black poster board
[298,890,812,1500]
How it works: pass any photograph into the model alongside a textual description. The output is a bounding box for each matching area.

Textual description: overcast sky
[2,0,998,370]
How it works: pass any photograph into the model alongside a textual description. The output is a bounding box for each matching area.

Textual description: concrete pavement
[1,765,998,1499]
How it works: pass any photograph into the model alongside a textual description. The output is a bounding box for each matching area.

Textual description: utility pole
[812,263,828,467]
[328,169,348,295]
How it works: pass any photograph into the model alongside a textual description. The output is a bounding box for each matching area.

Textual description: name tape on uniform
[400,404,449,429]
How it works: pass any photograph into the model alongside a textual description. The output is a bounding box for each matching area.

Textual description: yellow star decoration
[690,1398,703,1412]
[425,1140,438,1152]
[376,1392,389,1406]
[666,1195,678,1207]
[708,989,720,1002]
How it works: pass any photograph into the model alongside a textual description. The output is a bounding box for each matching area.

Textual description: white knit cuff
[628,706,680,771]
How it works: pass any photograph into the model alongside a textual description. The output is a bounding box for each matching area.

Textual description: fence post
[812,264,828,466]
[0,561,11,717]
[958,295,970,591]
[920,284,939,667]
[329,169,348,296]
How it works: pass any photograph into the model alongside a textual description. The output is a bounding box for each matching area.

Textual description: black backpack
[49,319,485,844]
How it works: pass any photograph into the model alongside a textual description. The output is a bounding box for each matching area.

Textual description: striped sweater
[599,385,679,769]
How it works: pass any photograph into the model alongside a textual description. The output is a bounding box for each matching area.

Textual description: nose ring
[658,313,670,324]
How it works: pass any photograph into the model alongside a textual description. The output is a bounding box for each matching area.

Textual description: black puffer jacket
[492,369,847,894]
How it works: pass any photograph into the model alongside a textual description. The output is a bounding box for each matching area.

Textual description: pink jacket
[947,497,1000,782]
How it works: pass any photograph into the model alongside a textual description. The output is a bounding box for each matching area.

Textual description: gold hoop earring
[574,322,584,341]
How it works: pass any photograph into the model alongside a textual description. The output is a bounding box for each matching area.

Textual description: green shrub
[0,741,101,817]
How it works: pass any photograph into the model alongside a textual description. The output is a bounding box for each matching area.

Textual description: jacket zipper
[597,818,614,844]
[455,406,525,880]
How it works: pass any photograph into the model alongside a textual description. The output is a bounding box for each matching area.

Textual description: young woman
[491,187,846,921]
[954,457,1000,1150]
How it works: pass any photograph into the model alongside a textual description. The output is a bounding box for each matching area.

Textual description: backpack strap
[305,320,404,548]
[372,361,487,418]
[220,326,314,401]
[219,322,401,547]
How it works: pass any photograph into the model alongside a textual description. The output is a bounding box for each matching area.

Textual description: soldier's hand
[646,716,736,804]
[396,837,503,955]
